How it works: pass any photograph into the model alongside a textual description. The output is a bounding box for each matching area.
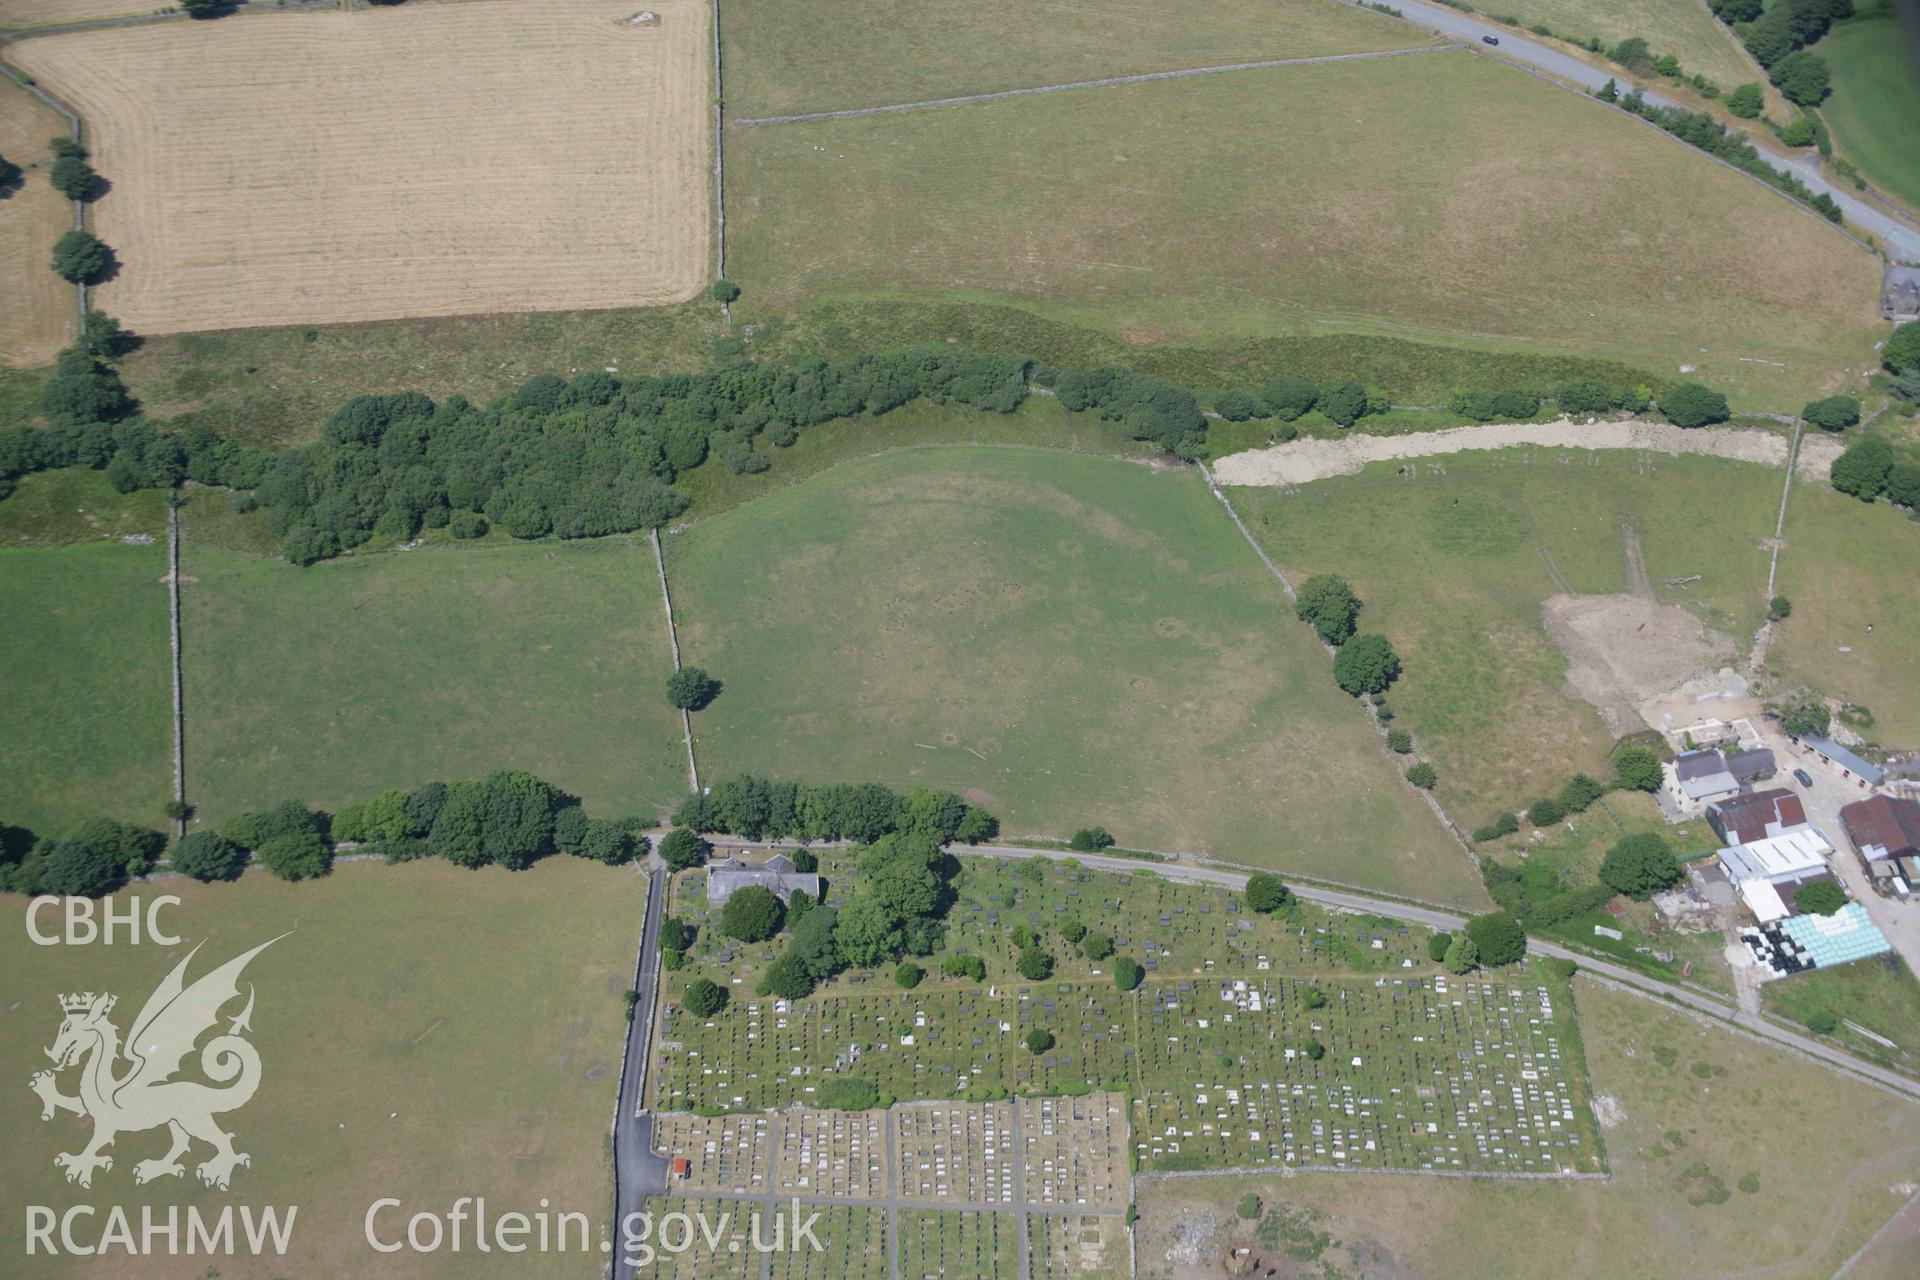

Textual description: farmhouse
[1885,265,1920,324]
[1792,734,1885,790]
[1723,747,1776,784]
[1707,788,1807,846]
[706,853,820,907]
[1838,795,1920,888]
[1665,749,1741,809]
[1719,827,1835,922]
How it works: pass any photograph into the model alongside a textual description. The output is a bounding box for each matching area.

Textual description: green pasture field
[1771,480,1920,746]
[670,852,1437,995]
[674,397,1157,518]
[654,961,1595,1174]
[0,540,172,834]
[725,51,1884,413]
[1762,955,1920,1075]
[1478,0,1762,93]
[113,299,722,450]
[719,0,1431,118]
[666,445,1480,903]
[0,466,168,549]
[1227,451,1785,820]
[1132,977,1920,1280]
[179,534,688,826]
[0,857,646,1278]
[1817,12,1920,214]
[87,294,1668,453]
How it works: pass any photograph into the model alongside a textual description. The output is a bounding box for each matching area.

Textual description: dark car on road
[1793,768,1815,787]
[1482,35,1500,45]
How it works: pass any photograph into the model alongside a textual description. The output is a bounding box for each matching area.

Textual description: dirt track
[1212,419,1843,487]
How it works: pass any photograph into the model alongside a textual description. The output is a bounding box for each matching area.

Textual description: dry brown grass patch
[0,76,75,365]
[0,0,152,29]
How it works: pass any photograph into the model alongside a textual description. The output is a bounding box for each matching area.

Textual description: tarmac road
[611,855,669,1278]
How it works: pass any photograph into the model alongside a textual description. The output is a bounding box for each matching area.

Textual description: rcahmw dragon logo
[28,936,285,1191]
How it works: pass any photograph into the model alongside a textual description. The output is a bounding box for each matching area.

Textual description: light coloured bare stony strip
[1212,419,1843,487]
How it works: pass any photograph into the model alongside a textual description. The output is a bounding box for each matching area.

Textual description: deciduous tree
[666,666,720,711]
[1295,574,1361,645]
[1600,832,1683,900]
[1831,437,1893,500]
[658,827,709,870]
[1465,911,1526,966]
[171,831,243,882]
[1660,383,1730,428]
[51,229,111,284]
[1333,633,1401,696]
[1245,873,1291,914]
[682,977,727,1017]
[721,885,785,942]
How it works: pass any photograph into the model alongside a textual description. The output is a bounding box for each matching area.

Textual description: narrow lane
[612,855,670,1278]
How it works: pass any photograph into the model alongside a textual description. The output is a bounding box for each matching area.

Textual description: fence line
[710,0,727,285]
[651,529,700,793]
[167,502,185,836]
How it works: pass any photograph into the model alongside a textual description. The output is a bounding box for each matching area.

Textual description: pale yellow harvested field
[9,1,712,334]
[0,0,156,29]
[0,76,76,365]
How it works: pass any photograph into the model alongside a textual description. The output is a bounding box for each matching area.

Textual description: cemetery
[1019,1093,1131,1209]
[647,1097,1132,1279]
[767,1205,890,1280]
[654,852,1601,1178]
[666,853,1430,993]
[896,1100,1019,1203]
[637,1197,756,1280]
[1132,973,1598,1173]
[897,1209,1021,1280]
[1028,1211,1131,1280]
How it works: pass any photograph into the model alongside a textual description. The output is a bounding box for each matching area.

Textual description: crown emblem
[59,992,113,1015]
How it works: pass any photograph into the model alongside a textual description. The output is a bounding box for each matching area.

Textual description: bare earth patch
[9,0,711,334]
[1542,592,1735,735]
[1213,419,1840,487]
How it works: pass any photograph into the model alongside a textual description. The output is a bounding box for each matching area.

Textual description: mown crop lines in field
[10,0,712,334]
